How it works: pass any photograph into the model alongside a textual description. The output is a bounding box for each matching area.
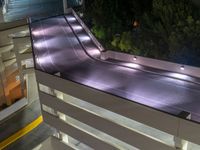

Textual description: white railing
[101,50,200,80]
[0,98,28,121]
[70,9,104,52]
[36,70,200,148]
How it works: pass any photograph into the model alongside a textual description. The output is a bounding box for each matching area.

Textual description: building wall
[36,70,200,150]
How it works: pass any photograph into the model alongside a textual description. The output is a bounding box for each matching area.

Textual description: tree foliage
[84,0,200,66]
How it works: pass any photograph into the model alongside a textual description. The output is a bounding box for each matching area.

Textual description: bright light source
[180,66,185,71]
[133,56,137,61]
[87,49,101,56]
[67,16,76,22]
[36,57,46,64]
[122,62,141,69]
[167,73,191,80]
[36,55,52,65]
[36,57,40,64]
[79,13,84,17]
[79,35,90,41]
[32,30,42,36]
[34,42,44,49]
[73,25,82,31]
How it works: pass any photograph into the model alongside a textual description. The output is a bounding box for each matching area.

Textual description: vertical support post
[4,0,8,13]
[53,110,63,140]
[0,56,6,105]
[174,111,191,150]
[63,0,68,13]
[82,0,85,10]
[13,39,25,98]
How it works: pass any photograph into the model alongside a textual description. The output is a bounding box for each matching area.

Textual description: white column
[13,39,25,97]
[12,36,31,99]
[174,111,191,150]
[63,0,68,13]
[0,57,6,105]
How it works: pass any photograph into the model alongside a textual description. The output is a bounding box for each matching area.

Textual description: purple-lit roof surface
[30,14,200,123]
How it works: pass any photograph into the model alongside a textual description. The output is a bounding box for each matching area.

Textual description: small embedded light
[133,56,137,61]
[180,66,185,71]
[79,13,84,17]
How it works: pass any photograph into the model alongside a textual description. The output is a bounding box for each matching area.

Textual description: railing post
[0,57,6,106]
[174,111,191,150]
[63,0,68,13]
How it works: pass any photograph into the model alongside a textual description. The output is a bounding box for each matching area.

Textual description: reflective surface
[31,14,200,123]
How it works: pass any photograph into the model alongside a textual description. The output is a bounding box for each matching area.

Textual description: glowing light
[36,57,47,64]
[180,66,185,71]
[36,57,39,64]
[32,26,60,36]
[34,42,44,49]
[32,30,42,36]
[82,75,119,91]
[79,35,90,41]
[67,16,76,22]
[121,62,141,69]
[133,56,137,61]
[73,25,82,31]
[87,49,101,56]
[167,73,191,80]
[79,13,84,17]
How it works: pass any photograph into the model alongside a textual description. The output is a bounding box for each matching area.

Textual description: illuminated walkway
[30,14,200,123]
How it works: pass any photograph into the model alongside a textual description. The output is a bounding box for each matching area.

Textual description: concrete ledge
[33,136,73,150]
[43,112,117,150]
[19,53,32,61]
[0,97,28,121]
[40,92,175,150]
[35,70,200,145]
[101,51,200,79]
[35,70,179,138]
[0,19,27,31]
